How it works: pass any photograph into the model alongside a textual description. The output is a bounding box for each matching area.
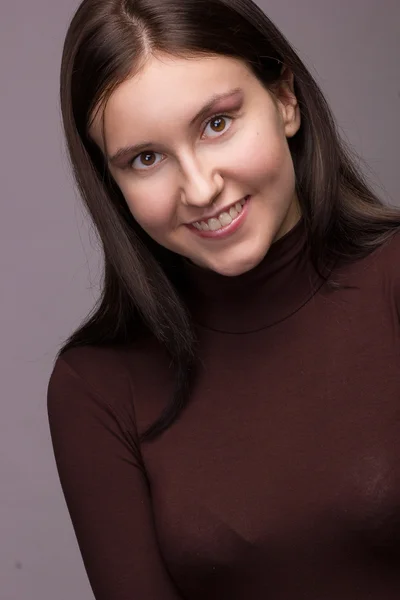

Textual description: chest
[141,292,400,595]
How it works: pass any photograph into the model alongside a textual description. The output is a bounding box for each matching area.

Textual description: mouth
[188,196,250,231]
[186,195,251,239]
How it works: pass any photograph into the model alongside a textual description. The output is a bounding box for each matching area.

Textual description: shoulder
[367,227,400,290]
[376,228,400,314]
[335,227,400,278]
[48,344,132,406]
[333,227,400,314]
[47,338,172,437]
[51,345,130,394]
[47,343,141,439]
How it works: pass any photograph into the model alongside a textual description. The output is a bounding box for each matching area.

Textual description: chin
[206,250,268,277]
[209,265,243,277]
[186,226,283,276]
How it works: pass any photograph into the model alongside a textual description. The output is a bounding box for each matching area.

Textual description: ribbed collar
[181,218,327,334]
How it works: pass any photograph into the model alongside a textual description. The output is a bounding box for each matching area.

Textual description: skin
[90,53,302,276]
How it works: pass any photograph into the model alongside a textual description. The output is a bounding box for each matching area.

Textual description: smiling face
[90,53,302,276]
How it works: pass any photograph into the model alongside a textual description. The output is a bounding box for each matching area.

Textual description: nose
[180,153,224,208]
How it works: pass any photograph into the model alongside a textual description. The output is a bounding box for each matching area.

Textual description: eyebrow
[107,87,244,167]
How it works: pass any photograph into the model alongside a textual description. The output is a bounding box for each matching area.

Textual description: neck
[180,218,327,333]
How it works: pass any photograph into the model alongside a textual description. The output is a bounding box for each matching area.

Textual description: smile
[186,196,251,239]
[191,197,248,231]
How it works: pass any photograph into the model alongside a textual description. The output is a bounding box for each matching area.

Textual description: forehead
[90,53,254,151]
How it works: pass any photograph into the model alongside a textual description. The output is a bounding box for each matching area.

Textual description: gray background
[1,0,399,598]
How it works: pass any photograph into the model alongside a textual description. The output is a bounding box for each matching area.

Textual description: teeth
[208,218,222,231]
[219,212,233,227]
[192,197,247,230]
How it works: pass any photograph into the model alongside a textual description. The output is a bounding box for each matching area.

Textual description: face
[90,53,302,276]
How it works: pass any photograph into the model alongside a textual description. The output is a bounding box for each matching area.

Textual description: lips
[188,196,249,227]
[186,195,251,239]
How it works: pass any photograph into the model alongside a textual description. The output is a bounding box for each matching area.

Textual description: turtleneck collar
[180,218,327,334]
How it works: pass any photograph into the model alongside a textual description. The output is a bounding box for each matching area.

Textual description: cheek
[123,186,176,232]
[230,122,290,186]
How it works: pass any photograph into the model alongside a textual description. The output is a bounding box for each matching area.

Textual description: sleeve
[47,356,184,600]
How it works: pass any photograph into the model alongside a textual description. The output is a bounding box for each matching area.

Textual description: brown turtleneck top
[47,219,400,599]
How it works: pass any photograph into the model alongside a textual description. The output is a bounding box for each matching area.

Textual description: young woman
[47,0,400,598]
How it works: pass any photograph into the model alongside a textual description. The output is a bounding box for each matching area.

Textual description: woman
[47,0,400,598]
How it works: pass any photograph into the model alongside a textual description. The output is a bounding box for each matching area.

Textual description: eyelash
[128,112,235,171]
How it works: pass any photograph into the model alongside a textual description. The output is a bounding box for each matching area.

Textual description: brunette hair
[56,0,400,441]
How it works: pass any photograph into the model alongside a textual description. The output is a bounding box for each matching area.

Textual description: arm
[47,356,184,600]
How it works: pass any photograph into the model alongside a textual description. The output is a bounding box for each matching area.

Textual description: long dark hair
[57,0,400,442]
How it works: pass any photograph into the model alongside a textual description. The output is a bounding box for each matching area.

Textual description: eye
[202,115,233,139]
[128,114,234,172]
[130,151,163,171]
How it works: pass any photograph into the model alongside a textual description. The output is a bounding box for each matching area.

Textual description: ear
[273,67,301,138]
